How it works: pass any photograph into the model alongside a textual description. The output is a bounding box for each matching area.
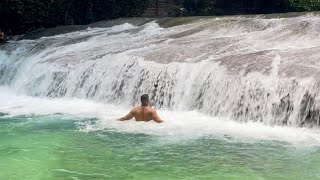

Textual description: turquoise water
[1,114,320,180]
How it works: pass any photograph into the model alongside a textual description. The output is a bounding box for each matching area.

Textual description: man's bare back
[118,106,163,123]
[118,94,163,123]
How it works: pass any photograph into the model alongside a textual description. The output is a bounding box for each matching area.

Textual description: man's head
[141,94,149,106]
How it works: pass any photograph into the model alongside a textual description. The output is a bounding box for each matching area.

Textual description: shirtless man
[118,94,163,123]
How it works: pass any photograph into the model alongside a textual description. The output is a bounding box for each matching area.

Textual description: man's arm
[152,111,164,123]
[118,110,135,121]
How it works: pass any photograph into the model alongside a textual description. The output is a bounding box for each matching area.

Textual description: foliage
[289,0,320,11]
[172,0,320,16]
[0,0,148,35]
[168,5,183,17]
[2,0,320,35]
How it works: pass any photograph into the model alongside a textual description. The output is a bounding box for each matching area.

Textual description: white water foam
[3,16,320,127]
[1,87,320,146]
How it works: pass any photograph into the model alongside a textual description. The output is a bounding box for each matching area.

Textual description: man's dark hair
[141,94,149,105]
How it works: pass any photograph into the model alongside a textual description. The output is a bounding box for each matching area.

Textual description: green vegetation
[1,0,320,35]
[0,0,148,35]
[170,0,320,16]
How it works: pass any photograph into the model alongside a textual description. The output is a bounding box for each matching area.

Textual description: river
[1,14,320,179]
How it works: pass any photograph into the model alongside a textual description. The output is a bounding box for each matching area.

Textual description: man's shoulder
[133,106,155,112]
[131,107,140,111]
[146,107,157,113]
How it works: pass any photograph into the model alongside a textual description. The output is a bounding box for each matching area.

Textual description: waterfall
[2,15,320,127]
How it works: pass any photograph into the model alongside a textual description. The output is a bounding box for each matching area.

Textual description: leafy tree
[2,0,320,35]
[0,0,148,35]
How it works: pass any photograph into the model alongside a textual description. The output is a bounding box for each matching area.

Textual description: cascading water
[3,15,320,180]
[2,15,320,128]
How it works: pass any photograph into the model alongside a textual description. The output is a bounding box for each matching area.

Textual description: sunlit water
[2,14,320,179]
[1,88,320,179]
